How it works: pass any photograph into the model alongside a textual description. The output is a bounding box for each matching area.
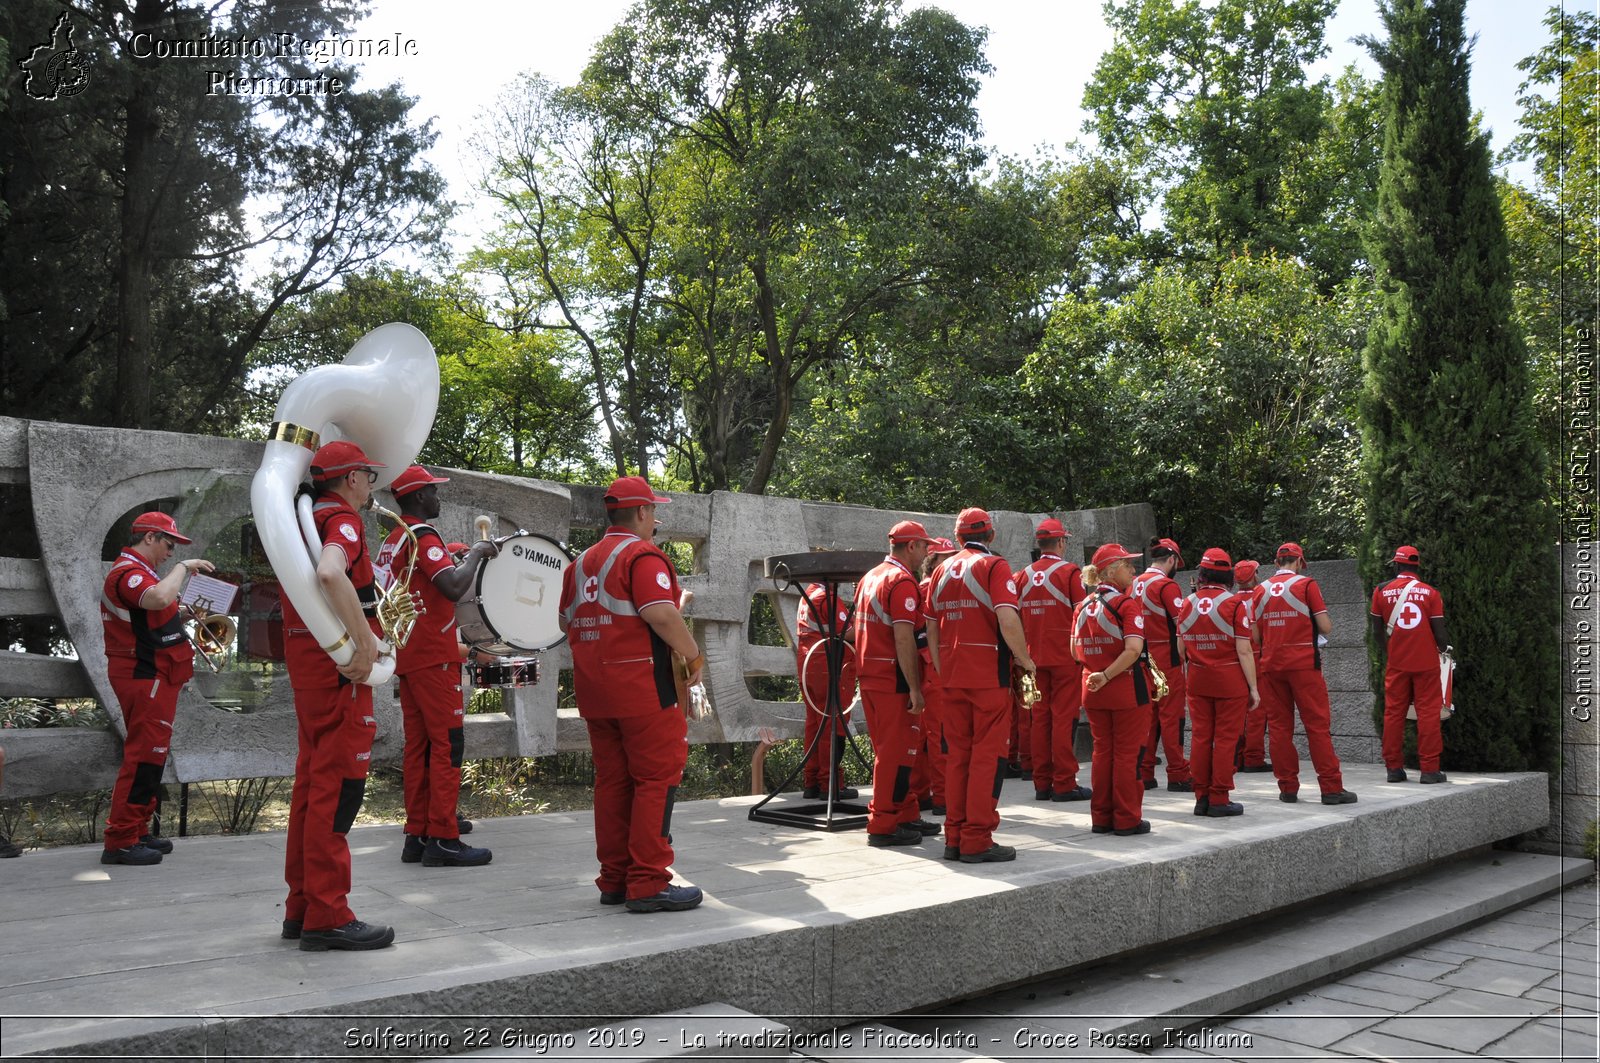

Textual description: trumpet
[1013,666,1040,710]
[183,601,237,673]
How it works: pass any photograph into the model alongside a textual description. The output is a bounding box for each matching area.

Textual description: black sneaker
[1194,797,1211,816]
[1321,790,1358,805]
[456,815,474,835]
[101,843,162,865]
[802,785,823,799]
[918,795,934,811]
[1113,820,1152,836]
[867,826,923,848]
[1420,771,1448,784]
[1035,789,1055,801]
[298,919,395,951]
[599,890,626,906]
[1052,786,1092,802]
[1018,769,1034,781]
[1241,763,1273,773]
[1386,768,1409,783]
[1143,778,1158,790]
[1206,802,1245,817]
[401,833,427,863]
[422,837,493,867]
[1167,780,1194,793]
[829,785,860,801]
[1091,824,1114,834]
[943,844,960,861]
[959,843,1017,863]
[906,819,943,836]
[626,884,703,913]
[140,833,174,854]
[0,836,22,858]
[1279,791,1299,803]
[281,919,302,940]
[929,805,946,817]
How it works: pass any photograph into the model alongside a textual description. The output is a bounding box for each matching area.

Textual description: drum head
[471,533,572,652]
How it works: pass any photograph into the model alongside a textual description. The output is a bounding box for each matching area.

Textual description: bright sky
[349,0,1555,254]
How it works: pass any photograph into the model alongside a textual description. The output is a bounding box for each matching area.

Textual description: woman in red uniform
[1072,544,1154,836]
[1176,549,1258,817]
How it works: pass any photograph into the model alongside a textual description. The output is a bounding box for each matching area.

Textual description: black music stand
[749,550,882,831]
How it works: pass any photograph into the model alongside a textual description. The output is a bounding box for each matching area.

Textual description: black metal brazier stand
[749,550,881,831]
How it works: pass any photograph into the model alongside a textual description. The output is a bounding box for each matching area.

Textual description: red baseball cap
[604,475,670,509]
[929,537,959,554]
[389,464,449,497]
[310,440,384,479]
[1091,543,1140,569]
[1392,545,1421,565]
[130,511,192,545]
[1276,542,1305,561]
[889,520,936,544]
[1035,517,1068,540]
[1234,559,1260,583]
[956,507,993,536]
[1152,537,1184,566]
[1198,547,1233,572]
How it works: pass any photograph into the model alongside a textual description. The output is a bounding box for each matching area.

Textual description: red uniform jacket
[1176,586,1253,697]
[1254,569,1328,672]
[797,581,856,689]
[1131,568,1184,670]
[926,544,1019,690]
[1370,576,1445,673]
[101,551,193,682]
[282,495,382,689]
[1072,586,1150,709]
[378,515,462,674]
[1016,553,1085,668]
[853,557,921,693]
[559,528,681,718]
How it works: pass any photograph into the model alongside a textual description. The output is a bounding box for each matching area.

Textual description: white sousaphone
[250,322,440,687]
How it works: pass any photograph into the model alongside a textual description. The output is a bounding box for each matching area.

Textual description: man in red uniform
[1255,542,1358,806]
[795,579,858,801]
[912,538,960,815]
[378,465,499,868]
[1176,549,1258,817]
[1233,559,1271,773]
[281,440,394,951]
[558,476,704,912]
[853,521,937,847]
[1369,545,1451,784]
[100,511,215,865]
[1132,538,1193,793]
[1016,518,1090,803]
[926,508,1036,863]
[1072,543,1153,835]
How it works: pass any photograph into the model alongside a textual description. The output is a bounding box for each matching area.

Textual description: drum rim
[469,531,573,652]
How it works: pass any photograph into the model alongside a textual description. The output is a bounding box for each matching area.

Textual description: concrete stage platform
[0,766,1555,1059]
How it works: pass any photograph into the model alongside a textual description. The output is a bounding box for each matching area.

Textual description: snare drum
[456,532,572,655]
[470,656,541,689]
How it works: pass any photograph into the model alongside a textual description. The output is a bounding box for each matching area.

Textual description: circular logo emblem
[427,546,445,562]
[1197,597,1213,615]
[1269,582,1285,597]
[1134,614,1145,630]
[128,574,143,588]
[904,595,917,612]
[582,575,599,603]
[656,571,672,590]
[951,560,965,578]
[1397,602,1423,630]
[340,525,358,543]
[1031,571,1046,587]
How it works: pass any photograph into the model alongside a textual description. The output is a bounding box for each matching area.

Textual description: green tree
[1358,0,1558,772]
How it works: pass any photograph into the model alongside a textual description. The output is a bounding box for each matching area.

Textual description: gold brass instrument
[1013,666,1040,710]
[183,601,237,673]
[1148,659,1171,700]
[372,503,421,651]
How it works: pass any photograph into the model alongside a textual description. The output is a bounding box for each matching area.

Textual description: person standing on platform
[99,511,215,866]
[558,476,705,913]
[912,537,961,816]
[795,578,859,801]
[1132,538,1193,793]
[1369,545,1451,785]
[378,465,499,868]
[1176,549,1258,817]
[853,521,937,848]
[925,508,1036,863]
[1016,518,1091,803]
[1072,544,1154,836]
[1234,559,1271,774]
[281,441,394,950]
[1255,542,1358,806]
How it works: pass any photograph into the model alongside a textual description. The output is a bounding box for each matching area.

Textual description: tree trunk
[114,31,160,429]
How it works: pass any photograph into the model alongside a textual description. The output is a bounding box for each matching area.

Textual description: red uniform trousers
[1383,667,1444,774]
[1261,669,1345,795]
[910,683,947,806]
[285,683,377,931]
[1031,664,1084,793]
[105,670,183,849]
[942,687,1011,856]
[1189,692,1247,805]
[1007,692,1032,771]
[1139,666,1191,784]
[1087,703,1151,831]
[398,662,466,840]
[860,688,923,835]
[800,653,853,790]
[586,708,687,901]
[1238,698,1269,768]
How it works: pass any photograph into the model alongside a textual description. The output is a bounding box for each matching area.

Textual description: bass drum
[456,532,572,655]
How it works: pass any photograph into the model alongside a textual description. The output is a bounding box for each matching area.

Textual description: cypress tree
[1359,0,1559,772]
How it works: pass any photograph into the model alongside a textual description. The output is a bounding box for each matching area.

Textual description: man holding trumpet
[99,511,215,865]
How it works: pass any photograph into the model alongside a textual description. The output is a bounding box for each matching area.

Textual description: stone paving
[1148,881,1599,1061]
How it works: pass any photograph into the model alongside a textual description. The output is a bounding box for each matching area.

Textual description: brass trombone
[183,599,237,673]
